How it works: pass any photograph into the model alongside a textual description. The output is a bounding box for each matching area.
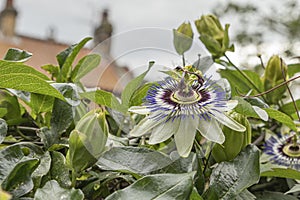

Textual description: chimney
[93,9,113,55]
[0,0,18,38]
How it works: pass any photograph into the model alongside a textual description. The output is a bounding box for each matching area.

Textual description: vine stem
[17,126,39,132]
[16,128,32,141]
[182,53,186,67]
[224,54,267,101]
[71,169,77,188]
[240,74,300,98]
[117,114,128,137]
[280,58,300,121]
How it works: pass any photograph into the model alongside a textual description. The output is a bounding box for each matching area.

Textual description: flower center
[283,143,300,158]
[171,89,201,104]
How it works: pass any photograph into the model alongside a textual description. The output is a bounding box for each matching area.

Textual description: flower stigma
[170,75,202,104]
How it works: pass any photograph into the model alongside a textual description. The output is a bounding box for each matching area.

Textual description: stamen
[171,90,201,104]
[283,143,300,158]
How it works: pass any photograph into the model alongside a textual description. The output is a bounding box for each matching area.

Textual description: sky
[0,0,221,79]
[3,0,217,43]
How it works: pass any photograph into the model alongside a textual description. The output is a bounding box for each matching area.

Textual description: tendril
[239,74,300,99]
[279,58,300,122]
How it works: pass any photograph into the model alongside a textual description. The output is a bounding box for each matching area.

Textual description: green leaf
[71,54,101,82]
[261,167,300,180]
[0,145,25,183]
[30,93,54,114]
[199,35,222,58]
[106,172,195,200]
[287,63,300,77]
[50,99,73,135]
[97,147,174,175]
[219,69,264,96]
[0,91,23,125]
[67,130,98,173]
[32,151,51,178]
[37,127,59,149]
[129,83,153,107]
[2,158,39,197]
[49,151,71,188]
[51,83,80,106]
[204,145,260,200]
[0,108,7,118]
[50,83,76,135]
[255,191,298,200]
[0,119,7,144]
[31,152,51,190]
[57,37,92,82]
[4,48,32,62]
[236,189,256,200]
[80,90,125,113]
[189,187,203,200]
[41,64,59,79]
[233,97,260,118]
[264,108,297,131]
[34,180,84,200]
[280,99,300,116]
[0,61,65,100]
[0,60,48,80]
[121,61,154,109]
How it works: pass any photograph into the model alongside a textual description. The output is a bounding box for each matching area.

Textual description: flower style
[264,133,300,169]
[129,70,246,157]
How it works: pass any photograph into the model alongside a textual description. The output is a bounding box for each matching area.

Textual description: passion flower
[129,71,245,157]
[264,133,300,169]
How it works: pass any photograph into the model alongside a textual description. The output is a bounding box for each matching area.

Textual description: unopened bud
[173,22,194,55]
[262,55,288,104]
[212,113,251,162]
[195,15,234,58]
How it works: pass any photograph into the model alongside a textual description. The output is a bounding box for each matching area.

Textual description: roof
[0,35,124,92]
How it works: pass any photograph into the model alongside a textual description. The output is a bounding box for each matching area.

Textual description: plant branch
[280,58,300,121]
[239,74,300,98]
[224,54,264,97]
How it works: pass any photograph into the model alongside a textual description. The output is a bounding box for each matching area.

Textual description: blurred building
[0,0,130,92]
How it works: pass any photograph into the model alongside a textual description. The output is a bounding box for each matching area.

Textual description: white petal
[252,106,268,121]
[128,106,151,115]
[211,110,246,132]
[174,117,198,157]
[130,116,162,137]
[197,118,225,144]
[226,100,238,110]
[149,119,179,144]
[217,100,238,112]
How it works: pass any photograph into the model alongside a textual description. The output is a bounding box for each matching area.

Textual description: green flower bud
[67,109,109,172]
[262,55,288,104]
[173,22,194,55]
[195,15,224,41]
[212,113,251,163]
[195,15,234,58]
